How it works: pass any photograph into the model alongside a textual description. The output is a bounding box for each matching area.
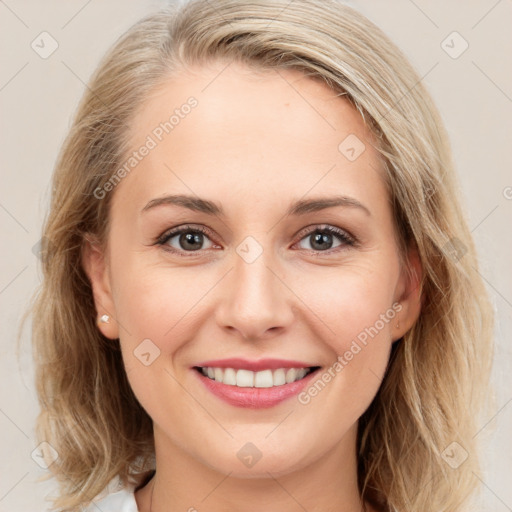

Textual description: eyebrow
[141,193,371,217]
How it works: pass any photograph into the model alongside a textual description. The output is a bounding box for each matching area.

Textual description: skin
[83,60,422,512]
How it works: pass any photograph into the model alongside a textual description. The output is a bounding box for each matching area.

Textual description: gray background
[0,0,510,510]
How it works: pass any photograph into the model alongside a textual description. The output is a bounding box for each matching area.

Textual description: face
[85,60,421,478]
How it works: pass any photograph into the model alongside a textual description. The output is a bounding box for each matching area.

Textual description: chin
[198,441,311,479]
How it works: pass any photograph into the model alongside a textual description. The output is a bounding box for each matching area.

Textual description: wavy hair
[30,0,494,510]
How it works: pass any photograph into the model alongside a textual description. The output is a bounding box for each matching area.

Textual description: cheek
[296,285,396,436]
[291,260,399,405]
[106,246,189,401]
[294,259,399,346]
[111,266,194,428]
[110,256,201,342]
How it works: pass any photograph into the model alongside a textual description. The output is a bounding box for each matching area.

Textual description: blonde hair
[30,1,494,510]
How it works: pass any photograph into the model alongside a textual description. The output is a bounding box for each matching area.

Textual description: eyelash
[154,223,357,258]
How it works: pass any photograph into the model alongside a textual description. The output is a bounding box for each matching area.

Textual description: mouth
[192,360,322,409]
[193,365,321,388]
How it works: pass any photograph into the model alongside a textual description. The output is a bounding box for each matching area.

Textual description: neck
[136,423,371,512]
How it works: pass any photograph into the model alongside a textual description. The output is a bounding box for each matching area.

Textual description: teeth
[223,368,237,386]
[285,368,297,383]
[273,368,286,386]
[236,369,254,387]
[199,366,313,387]
[254,369,273,388]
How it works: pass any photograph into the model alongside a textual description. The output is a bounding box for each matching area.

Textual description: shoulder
[85,478,139,512]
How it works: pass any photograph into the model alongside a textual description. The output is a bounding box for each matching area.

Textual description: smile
[192,359,322,408]
[195,366,318,388]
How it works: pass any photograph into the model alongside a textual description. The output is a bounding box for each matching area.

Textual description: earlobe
[393,245,423,341]
[82,235,119,340]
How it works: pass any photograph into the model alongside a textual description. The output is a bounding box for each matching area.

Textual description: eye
[154,223,356,257]
[156,225,218,255]
[294,225,356,253]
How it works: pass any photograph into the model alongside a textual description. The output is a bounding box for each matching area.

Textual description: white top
[86,479,140,512]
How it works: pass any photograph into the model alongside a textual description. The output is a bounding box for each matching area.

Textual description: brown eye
[157,225,216,255]
[295,225,355,252]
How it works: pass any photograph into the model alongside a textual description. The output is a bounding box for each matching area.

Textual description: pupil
[181,232,202,251]
[312,232,332,250]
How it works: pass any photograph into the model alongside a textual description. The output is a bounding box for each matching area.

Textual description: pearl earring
[99,314,110,324]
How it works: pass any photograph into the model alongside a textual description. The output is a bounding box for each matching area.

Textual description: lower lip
[194,368,320,409]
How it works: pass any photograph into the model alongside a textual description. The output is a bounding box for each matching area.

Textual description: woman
[31,0,494,511]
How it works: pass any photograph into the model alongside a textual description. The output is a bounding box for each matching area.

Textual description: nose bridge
[215,236,294,340]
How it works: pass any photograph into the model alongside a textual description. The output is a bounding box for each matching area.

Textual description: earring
[99,314,110,324]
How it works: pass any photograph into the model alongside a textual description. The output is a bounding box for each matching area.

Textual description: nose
[214,245,295,341]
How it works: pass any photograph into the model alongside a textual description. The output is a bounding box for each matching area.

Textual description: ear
[393,244,423,342]
[82,235,119,339]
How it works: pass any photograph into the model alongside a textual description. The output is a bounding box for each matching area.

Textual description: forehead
[114,60,387,217]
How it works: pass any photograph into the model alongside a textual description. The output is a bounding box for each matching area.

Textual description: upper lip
[193,358,319,372]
